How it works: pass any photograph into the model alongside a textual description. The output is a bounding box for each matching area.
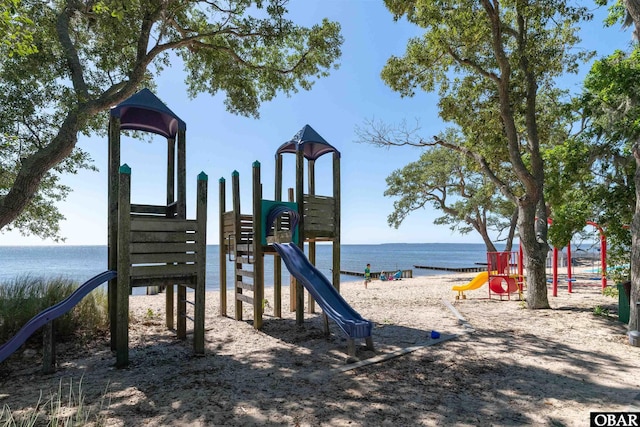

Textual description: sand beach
[1,269,639,426]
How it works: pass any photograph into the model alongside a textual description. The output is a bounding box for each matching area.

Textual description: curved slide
[452,271,488,298]
[272,243,373,339]
[0,270,117,363]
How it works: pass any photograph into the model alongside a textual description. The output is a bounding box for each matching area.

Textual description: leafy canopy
[0,0,343,240]
[0,0,36,57]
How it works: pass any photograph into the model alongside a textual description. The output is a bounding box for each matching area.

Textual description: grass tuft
[0,377,110,426]
[0,275,109,346]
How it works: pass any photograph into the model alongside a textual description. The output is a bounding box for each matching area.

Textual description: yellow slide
[452,271,488,300]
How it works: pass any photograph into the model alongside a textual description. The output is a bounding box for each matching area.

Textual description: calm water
[0,244,497,293]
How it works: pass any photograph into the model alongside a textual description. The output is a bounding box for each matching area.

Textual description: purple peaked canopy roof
[276,124,340,161]
[110,88,186,139]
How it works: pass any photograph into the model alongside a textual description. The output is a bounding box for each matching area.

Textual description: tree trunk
[505,208,519,252]
[518,201,551,309]
[630,143,640,331]
[480,232,498,253]
[0,110,81,229]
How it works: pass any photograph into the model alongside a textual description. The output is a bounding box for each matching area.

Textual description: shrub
[0,275,109,345]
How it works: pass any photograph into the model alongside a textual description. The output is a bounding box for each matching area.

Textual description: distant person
[364,263,371,289]
[380,271,388,281]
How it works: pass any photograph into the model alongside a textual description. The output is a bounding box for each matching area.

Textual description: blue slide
[273,243,373,339]
[0,270,117,363]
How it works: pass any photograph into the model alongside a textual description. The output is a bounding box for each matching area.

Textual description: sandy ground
[1,269,639,426]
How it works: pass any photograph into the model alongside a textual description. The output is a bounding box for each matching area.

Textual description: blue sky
[0,1,634,246]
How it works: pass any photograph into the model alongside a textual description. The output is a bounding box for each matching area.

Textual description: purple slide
[0,270,117,363]
[273,243,373,339]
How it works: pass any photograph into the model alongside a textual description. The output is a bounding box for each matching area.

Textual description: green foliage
[594,0,628,27]
[0,1,343,239]
[0,276,109,344]
[382,1,594,98]
[144,308,157,320]
[571,47,638,268]
[544,135,595,247]
[0,0,37,57]
[602,284,619,298]
[593,305,611,317]
[384,130,515,249]
[379,0,594,198]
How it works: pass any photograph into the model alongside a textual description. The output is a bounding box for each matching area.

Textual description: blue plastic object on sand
[431,330,440,339]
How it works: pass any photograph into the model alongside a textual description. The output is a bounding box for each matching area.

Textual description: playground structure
[547,220,607,296]
[219,125,373,355]
[452,220,609,301]
[0,89,208,369]
[108,89,207,367]
[452,250,525,300]
[2,96,374,366]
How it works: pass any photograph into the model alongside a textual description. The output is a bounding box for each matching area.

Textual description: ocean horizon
[0,243,503,293]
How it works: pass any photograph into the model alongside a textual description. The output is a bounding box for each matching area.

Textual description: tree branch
[56,3,88,100]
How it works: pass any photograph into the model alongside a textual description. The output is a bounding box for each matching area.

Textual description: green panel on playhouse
[261,200,299,245]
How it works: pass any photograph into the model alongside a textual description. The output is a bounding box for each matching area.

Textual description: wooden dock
[414,265,485,273]
[340,269,413,279]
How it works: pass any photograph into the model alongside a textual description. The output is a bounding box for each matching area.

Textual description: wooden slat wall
[222,214,254,243]
[128,217,199,286]
[303,195,335,235]
[131,204,168,216]
[131,252,195,264]
[237,215,253,244]
[222,211,235,234]
[130,218,198,232]
[131,264,197,278]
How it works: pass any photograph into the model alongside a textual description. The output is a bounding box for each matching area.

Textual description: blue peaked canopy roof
[276,124,340,161]
[110,88,186,139]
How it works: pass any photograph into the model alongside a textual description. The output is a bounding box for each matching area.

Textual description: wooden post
[194,172,208,355]
[333,152,341,293]
[107,116,120,350]
[219,177,227,317]
[288,187,297,312]
[177,283,187,340]
[42,321,55,374]
[167,137,176,205]
[116,164,132,368]
[232,171,242,321]
[176,129,187,339]
[295,150,304,325]
[252,161,264,330]
[307,159,316,314]
[165,282,174,330]
[177,129,187,219]
[165,137,176,329]
[274,154,283,318]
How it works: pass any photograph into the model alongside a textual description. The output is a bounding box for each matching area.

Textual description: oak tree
[363,0,594,308]
[0,0,342,240]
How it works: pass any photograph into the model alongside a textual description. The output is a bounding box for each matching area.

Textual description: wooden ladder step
[236,294,253,304]
[236,281,254,291]
[236,269,254,278]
